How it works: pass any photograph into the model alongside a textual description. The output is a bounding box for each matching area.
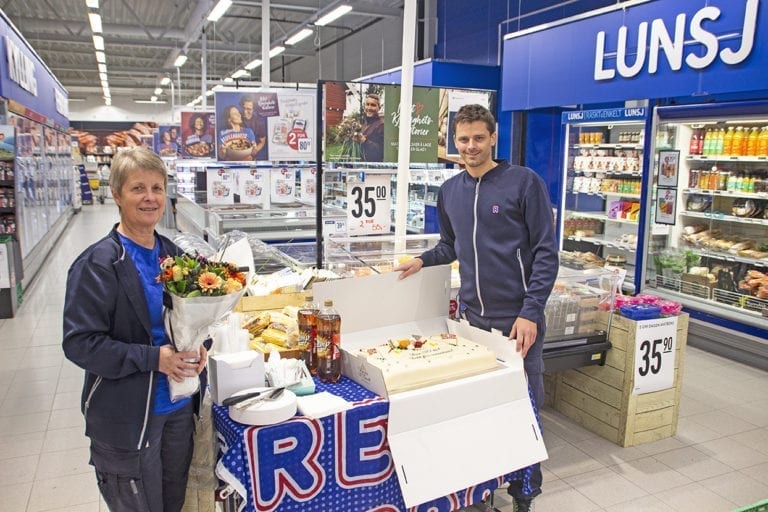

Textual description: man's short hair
[452,104,495,134]
[240,94,255,107]
[365,93,381,105]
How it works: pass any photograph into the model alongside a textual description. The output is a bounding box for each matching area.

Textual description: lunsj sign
[594,0,758,80]
[501,0,768,110]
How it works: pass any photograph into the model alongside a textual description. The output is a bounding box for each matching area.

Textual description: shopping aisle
[1,203,767,512]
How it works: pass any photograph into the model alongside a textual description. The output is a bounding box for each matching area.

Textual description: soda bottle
[758,127,768,157]
[297,294,319,374]
[723,127,735,156]
[715,127,725,155]
[747,127,759,156]
[316,299,342,383]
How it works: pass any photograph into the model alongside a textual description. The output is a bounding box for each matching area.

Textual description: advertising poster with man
[180,111,216,159]
[214,89,278,162]
[155,125,180,157]
[323,82,385,163]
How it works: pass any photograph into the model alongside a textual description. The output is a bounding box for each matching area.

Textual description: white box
[208,351,266,406]
[312,266,548,508]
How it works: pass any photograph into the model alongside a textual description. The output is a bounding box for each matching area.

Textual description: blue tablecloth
[213,376,536,512]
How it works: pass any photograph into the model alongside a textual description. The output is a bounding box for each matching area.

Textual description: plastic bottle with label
[723,127,735,156]
[297,294,319,374]
[758,127,768,157]
[747,127,760,156]
[316,300,342,383]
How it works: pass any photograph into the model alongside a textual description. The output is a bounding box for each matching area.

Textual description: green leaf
[186,289,201,298]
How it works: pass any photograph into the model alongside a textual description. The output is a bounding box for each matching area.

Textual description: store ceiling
[2,0,404,105]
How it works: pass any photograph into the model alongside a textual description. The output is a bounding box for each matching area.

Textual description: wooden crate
[545,311,689,447]
[234,291,307,313]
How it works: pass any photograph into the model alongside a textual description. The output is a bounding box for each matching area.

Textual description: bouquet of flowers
[158,253,247,401]
[335,115,364,161]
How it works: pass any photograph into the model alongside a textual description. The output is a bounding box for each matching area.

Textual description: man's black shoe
[513,497,534,512]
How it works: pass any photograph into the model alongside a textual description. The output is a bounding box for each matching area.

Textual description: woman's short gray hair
[110,146,167,196]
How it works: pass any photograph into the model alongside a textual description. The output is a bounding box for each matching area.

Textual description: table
[214,376,537,512]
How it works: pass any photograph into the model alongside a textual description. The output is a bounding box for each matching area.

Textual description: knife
[223,389,269,407]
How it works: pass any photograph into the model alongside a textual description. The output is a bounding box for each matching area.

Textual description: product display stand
[545,312,689,447]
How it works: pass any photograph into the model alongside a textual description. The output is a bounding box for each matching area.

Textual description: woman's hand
[159,345,205,382]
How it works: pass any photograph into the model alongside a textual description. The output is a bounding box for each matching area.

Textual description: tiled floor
[1,202,767,512]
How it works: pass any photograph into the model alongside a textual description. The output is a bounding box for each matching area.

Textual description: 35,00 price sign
[633,316,678,395]
[346,174,391,235]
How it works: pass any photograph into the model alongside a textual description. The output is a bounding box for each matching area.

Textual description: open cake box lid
[312,266,548,508]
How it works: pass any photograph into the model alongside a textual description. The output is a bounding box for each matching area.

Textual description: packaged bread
[242,312,270,337]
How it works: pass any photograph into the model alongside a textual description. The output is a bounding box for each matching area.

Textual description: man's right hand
[394,257,423,280]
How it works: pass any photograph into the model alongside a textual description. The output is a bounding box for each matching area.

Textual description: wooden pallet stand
[234,291,307,313]
[545,311,689,447]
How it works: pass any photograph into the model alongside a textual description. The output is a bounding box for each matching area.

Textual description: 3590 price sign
[633,317,678,395]
[346,174,391,236]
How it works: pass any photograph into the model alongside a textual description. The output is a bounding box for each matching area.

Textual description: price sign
[287,129,311,153]
[346,174,391,235]
[633,316,678,395]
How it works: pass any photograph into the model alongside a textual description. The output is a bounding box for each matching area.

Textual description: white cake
[355,333,497,393]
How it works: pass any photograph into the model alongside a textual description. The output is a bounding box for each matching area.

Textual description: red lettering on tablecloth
[336,404,394,488]
[247,418,325,512]
[409,492,461,512]
[464,476,503,506]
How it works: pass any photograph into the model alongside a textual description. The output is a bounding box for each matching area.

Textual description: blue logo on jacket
[491,205,499,214]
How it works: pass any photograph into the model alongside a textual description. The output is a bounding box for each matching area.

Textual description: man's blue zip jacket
[63,225,206,451]
[419,159,559,325]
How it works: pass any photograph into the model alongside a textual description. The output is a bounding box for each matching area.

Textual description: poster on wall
[215,89,275,162]
[237,168,266,206]
[322,81,495,165]
[383,86,439,163]
[206,167,234,205]
[655,187,677,225]
[445,89,494,158]
[267,92,316,161]
[69,121,159,155]
[155,125,180,157]
[180,111,216,159]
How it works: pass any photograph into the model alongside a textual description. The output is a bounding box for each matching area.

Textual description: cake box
[312,265,548,508]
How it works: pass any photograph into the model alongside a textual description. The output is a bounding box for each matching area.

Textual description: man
[356,93,384,162]
[240,95,268,161]
[395,104,558,511]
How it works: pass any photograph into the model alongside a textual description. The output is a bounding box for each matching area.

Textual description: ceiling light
[135,99,167,104]
[95,51,106,63]
[315,5,352,26]
[223,77,234,83]
[154,87,162,95]
[98,63,107,73]
[285,28,313,46]
[186,101,196,107]
[86,0,99,8]
[174,54,187,67]
[92,35,104,51]
[100,80,109,88]
[88,12,102,33]
[68,97,87,102]
[244,58,262,70]
[99,72,107,81]
[269,46,285,58]
[231,69,249,79]
[207,0,232,22]
[151,95,158,102]
[103,89,111,98]
[205,90,215,97]
[160,76,171,85]
[105,98,111,106]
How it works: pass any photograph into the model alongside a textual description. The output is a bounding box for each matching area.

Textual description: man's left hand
[510,317,537,358]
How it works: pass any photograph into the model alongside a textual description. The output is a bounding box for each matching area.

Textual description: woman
[184,114,214,158]
[158,129,178,157]
[63,146,207,512]
[218,104,256,160]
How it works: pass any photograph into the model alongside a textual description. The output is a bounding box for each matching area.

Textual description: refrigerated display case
[559,108,650,294]
[642,101,768,362]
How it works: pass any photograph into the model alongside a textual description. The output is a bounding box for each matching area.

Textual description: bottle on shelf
[715,127,725,155]
[723,126,735,156]
[758,126,768,157]
[732,127,745,156]
[297,294,319,374]
[316,299,342,383]
[702,128,714,155]
[747,127,760,156]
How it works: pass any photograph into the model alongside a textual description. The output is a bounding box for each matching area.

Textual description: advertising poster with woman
[215,89,278,162]
[180,111,216,159]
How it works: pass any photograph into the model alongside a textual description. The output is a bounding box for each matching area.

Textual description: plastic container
[619,304,662,320]
[658,300,682,316]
